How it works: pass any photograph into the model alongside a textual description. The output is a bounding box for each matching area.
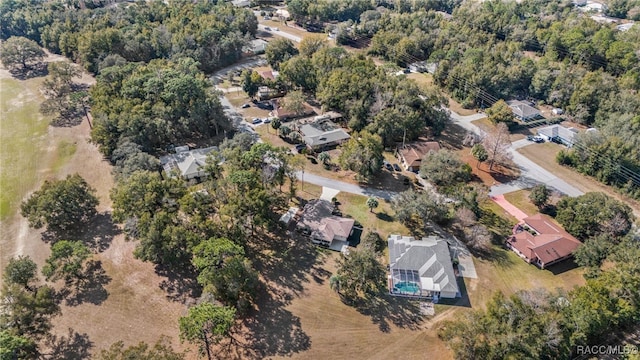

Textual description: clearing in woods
[0,63,188,357]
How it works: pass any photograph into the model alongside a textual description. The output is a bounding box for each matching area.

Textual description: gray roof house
[537,124,579,147]
[507,100,542,121]
[388,235,460,301]
[297,119,350,150]
[160,146,218,180]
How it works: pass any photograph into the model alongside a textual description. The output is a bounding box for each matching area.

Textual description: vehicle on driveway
[264,26,271,31]
[295,144,307,153]
[393,163,401,171]
[384,163,393,171]
[263,118,271,124]
[252,118,262,124]
[241,103,250,108]
[527,135,545,143]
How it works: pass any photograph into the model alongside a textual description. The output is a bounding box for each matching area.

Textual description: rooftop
[159,146,218,179]
[388,235,459,295]
[298,199,355,244]
[506,100,541,120]
[398,141,441,168]
[509,214,582,266]
[298,119,350,148]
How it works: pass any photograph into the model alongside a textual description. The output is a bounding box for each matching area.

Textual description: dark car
[241,103,250,108]
[385,163,393,171]
[252,118,262,124]
[393,163,401,171]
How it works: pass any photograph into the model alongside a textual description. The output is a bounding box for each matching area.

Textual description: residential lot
[518,142,640,217]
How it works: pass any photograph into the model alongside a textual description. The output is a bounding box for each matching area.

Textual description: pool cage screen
[391,269,421,291]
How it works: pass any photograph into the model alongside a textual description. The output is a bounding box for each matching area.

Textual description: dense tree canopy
[338,131,384,183]
[265,38,299,70]
[419,149,471,187]
[20,174,99,235]
[556,192,635,240]
[91,59,230,157]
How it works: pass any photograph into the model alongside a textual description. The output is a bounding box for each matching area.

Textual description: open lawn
[0,75,50,219]
[518,143,640,217]
[335,192,410,245]
[503,190,540,217]
[466,245,585,309]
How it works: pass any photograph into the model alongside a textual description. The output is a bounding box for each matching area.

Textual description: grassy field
[0,76,50,219]
[503,189,539,217]
[467,244,585,309]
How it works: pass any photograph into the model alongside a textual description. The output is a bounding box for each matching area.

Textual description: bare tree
[463,224,492,251]
[455,207,477,228]
[481,122,512,171]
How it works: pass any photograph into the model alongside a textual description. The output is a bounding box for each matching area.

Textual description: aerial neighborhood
[1,0,640,359]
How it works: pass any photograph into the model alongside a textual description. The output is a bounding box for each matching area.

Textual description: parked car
[385,163,393,171]
[263,118,271,124]
[393,163,401,171]
[274,27,279,31]
[533,136,545,143]
[295,144,307,153]
[241,103,250,108]
[252,118,262,124]
[264,26,271,31]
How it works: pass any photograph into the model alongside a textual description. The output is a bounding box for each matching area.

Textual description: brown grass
[517,143,640,218]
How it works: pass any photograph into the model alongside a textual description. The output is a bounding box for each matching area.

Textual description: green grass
[503,190,539,217]
[335,192,409,244]
[51,140,77,173]
[0,77,50,219]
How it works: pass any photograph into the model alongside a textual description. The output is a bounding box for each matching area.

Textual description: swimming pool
[393,281,420,295]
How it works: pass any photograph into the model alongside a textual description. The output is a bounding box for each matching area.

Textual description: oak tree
[21,174,99,235]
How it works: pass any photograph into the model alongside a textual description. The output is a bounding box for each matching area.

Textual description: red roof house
[506,214,582,269]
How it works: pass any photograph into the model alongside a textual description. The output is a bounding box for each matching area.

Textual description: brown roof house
[297,199,355,252]
[507,214,582,269]
[271,98,315,121]
[397,141,441,172]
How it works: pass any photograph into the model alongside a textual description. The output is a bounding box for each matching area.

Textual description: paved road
[448,110,583,197]
[258,24,302,43]
[297,171,398,201]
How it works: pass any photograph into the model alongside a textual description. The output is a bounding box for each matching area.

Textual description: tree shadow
[375,212,394,222]
[352,291,424,333]
[64,260,111,307]
[79,212,121,252]
[9,63,48,80]
[156,264,202,304]
[437,277,472,308]
[50,115,84,128]
[248,230,327,300]
[44,327,93,360]
[40,212,120,253]
[225,288,311,359]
